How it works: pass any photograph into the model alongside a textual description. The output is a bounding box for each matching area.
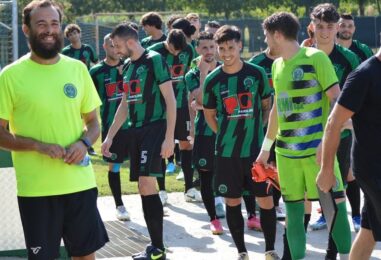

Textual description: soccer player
[318,48,381,260]
[0,1,108,259]
[337,13,373,62]
[203,25,279,260]
[186,13,201,39]
[62,23,98,69]
[309,4,359,259]
[140,12,167,49]
[90,34,130,221]
[186,31,223,234]
[205,20,221,35]
[102,23,176,260]
[256,12,351,260]
[148,29,201,202]
[248,45,285,228]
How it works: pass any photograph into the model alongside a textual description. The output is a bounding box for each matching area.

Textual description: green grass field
[91,139,186,196]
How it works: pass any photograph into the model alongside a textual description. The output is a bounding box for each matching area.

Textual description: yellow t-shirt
[0,54,102,196]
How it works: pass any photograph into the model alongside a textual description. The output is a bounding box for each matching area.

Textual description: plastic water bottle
[77,154,91,166]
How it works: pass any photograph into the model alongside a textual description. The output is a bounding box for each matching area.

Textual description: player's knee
[109,163,121,172]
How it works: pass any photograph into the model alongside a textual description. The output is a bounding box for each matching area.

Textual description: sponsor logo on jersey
[63,83,77,98]
[277,92,304,118]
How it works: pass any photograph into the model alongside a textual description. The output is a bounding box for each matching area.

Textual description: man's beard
[338,32,352,41]
[29,30,64,59]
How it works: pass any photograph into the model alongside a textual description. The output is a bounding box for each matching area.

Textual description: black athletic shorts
[356,173,381,241]
[129,120,166,182]
[336,132,352,186]
[193,134,215,171]
[214,156,273,198]
[174,107,190,141]
[102,128,130,163]
[18,188,109,259]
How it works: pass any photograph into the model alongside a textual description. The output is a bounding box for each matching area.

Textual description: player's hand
[36,143,66,159]
[64,141,87,164]
[316,168,336,193]
[101,137,113,158]
[161,138,174,159]
[316,142,322,166]
[341,119,353,131]
[198,57,210,74]
[255,150,270,168]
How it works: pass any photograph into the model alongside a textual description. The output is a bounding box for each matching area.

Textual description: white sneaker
[116,205,130,221]
[184,187,203,202]
[159,190,168,206]
[176,171,184,180]
[238,252,249,260]
[265,250,280,260]
[275,206,286,220]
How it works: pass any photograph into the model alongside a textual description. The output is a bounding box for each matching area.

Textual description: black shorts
[193,134,216,171]
[356,174,381,241]
[129,120,166,182]
[18,188,109,259]
[336,132,352,186]
[102,128,130,163]
[214,156,273,198]
[174,107,190,141]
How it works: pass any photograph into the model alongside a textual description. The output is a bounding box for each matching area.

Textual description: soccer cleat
[184,188,203,202]
[116,205,130,221]
[237,252,249,260]
[247,216,262,231]
[215,203,226,218]
[310,215,327,231]
[275,206,286,220]
[159,190,168,206]
[132,244,166,260]
[352,216,361,233]
[165,162,176,174]
[210,219,223,235]
[265,250,281,260]
[176,171,184,180]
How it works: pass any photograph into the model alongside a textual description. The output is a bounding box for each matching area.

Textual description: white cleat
[184,188,203,202]
[116,205,130,221]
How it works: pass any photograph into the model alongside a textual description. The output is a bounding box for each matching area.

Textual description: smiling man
[337,13,373,63]
[0,1,108,259]
[203,25,278,260]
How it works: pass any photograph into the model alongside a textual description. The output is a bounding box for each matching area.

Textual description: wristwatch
[79,137,91,148]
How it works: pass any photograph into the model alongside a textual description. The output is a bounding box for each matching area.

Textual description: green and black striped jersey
[123,50,171,128]
[148,42,196,108]
[328,44,360,89]
[348,39,373,63]
[90,60,129,132]
[62,44,98,69]
[185,62,221,137]
[141,34,167,49]
[203,62,273,158]
[248,52,275,87]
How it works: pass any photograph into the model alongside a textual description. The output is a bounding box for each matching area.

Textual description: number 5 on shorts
[141,151,148,164]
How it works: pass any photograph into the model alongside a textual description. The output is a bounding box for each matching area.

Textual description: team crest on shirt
[243,77,254,89]
[136,65,146,75]
[292,67,304,81]
[179,53,187,63]
[63,83,77,98]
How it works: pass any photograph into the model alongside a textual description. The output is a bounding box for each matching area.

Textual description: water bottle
[77,154,91,166]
